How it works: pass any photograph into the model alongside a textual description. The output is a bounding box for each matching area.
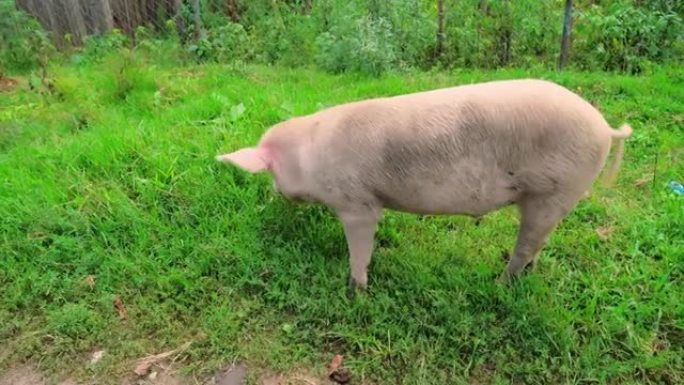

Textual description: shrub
[78,29,129,64]
[188,22,251,63]
[316,14,398,76]
[0,0,54,71]
[574,1,684,73]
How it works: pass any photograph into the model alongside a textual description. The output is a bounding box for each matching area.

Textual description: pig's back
[319,79,609,142]
[306,79,613,214]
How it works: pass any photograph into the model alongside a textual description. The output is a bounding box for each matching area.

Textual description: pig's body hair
[221,78,632,289]
[261,79,616,216]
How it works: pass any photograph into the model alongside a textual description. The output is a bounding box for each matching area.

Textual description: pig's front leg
[338,208,381,298]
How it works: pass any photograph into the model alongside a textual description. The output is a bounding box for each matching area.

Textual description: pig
[216,79,632,296]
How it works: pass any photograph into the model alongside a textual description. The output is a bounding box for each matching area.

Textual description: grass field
[1,50,683,384]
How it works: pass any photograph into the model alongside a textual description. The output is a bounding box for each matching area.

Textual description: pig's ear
[215,147,269,173]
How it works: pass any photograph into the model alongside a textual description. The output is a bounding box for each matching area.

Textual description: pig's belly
[373,169,520,216]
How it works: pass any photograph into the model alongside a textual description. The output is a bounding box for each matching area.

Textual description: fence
[13,0,204,46]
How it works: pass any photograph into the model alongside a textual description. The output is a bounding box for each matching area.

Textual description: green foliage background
[1,0,683,75]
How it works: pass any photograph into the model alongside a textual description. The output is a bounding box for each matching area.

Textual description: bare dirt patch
[1,364,190,385]
[205,363,248,385]
[0,365,76,385]
[0,365,44,385]
[259,370,325,385]
[0,363,357,385]
[124,367,188,385]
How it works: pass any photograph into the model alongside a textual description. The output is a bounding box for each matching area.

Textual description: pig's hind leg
[499,189,585,281]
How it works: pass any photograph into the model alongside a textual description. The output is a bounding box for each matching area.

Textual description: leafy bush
[0,0,53,71]
[78,29,129,64]
[510,1,560,67]
[574,1,684,73]
[361,0,435,69]
[188,22,251,63]
[4,0,683,74]
[316,14,398,76]
[442,0,562,69]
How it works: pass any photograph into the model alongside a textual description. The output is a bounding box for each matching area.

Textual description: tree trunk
[58,0,87,44]
[558,0,573,70]
[190,0,205,40]
[16,0,36,15]
[302,0,312,14]
[321,0,330,29]
[81,0,113,35]
[479,0,489,16]
[497,0,512,66]
[110,0,145,39]
[111,0,133,37]
[226,0,241,22]
[435,0,445,61]
[141,0,156,25]
[130,0,143,33]
[17,0,57,33]
[172,0,186,39]
[164,0,178,20]
[503,31,511,66]
[147,0,163,26]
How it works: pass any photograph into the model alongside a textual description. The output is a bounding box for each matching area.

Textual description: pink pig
[216,79,632,295]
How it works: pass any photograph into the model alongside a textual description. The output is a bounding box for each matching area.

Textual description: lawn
[0,50,682,384]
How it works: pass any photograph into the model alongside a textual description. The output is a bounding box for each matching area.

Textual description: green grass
[1,51,683,385]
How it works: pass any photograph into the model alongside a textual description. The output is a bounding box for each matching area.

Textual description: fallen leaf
[292,376,318,385]
[90,350,105,364]
[652,339,669,354]
[596,226,614,240]
[134,360,152,377]
[328,355,343,377]
[260,374,283,385]
[83,275,96,288]
[113,296,127,320]
[281,323,294,334]
[215,363,248,385]
[634,174,652,188]
[133,341,192,377]
[328,355,351,384]
[230,103,246,122]
[329,368,351,384]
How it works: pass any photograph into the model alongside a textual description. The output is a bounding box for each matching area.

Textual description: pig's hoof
[523,260,538,272]
[498,268,527,285]
[496,271,514,285]
[346,277,367,299]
